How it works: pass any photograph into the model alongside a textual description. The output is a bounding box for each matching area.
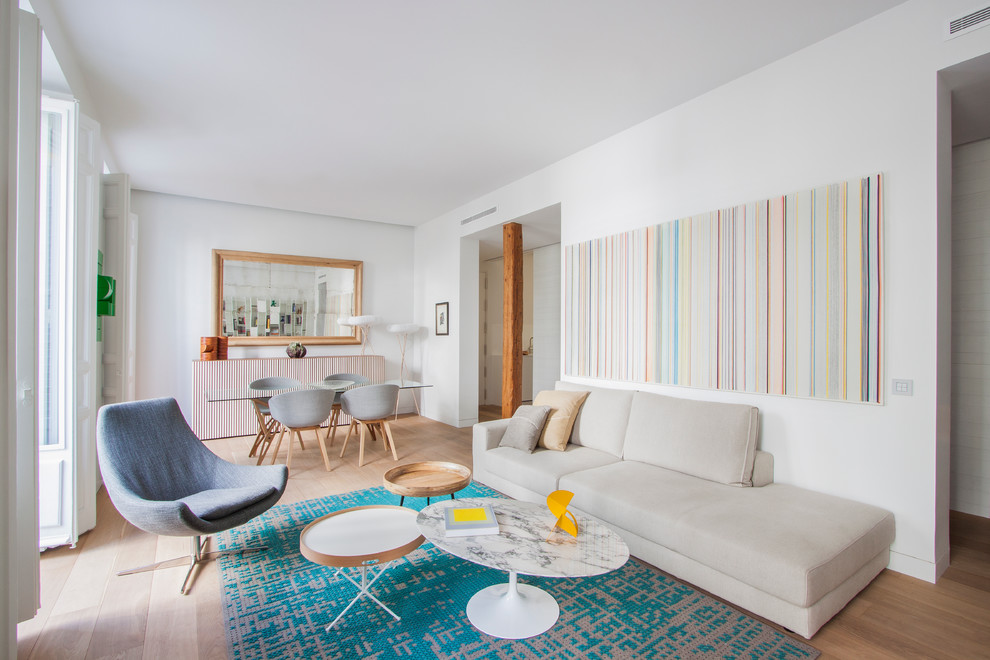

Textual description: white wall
[951,138,990,516]
[131,191,417,418]
[480,257,502,406]
[413,0,990,582]
[532,243,561,395]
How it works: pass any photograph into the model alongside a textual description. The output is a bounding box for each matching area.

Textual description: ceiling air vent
[947,5,990,39]
[460,206,497,226]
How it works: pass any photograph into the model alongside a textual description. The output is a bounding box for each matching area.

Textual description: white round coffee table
[416,497,629,639]
[300,505,424,630]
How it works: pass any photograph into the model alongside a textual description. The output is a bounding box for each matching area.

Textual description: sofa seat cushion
[623,391,759,486]
[483,445,621,495]
[561,461,894,608]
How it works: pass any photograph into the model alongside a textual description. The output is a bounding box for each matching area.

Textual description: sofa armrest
[472,419,510,484]
[473,419,510,452]
[752,450,774,487]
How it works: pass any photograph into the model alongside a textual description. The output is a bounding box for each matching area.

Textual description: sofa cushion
[555,381,634,457]
[533,389,590,451]
[561,461,895,608]
[623,391,759,486]
[499,405,552,452]
[483,444,620,495]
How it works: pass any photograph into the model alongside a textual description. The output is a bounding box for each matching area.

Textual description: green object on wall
[97,251,104,340]
[97,274,116,317]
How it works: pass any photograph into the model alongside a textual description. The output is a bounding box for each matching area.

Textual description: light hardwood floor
[16,414,990,659]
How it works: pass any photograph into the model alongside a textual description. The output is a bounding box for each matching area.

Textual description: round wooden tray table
[299,505,424,630]
[382,461,472,506]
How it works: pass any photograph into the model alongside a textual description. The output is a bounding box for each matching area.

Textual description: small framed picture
[435,302,449,336]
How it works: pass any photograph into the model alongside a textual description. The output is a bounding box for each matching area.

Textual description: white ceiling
[39,0,906,226]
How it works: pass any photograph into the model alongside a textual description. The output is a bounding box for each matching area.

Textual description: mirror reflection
[214,250,362,345]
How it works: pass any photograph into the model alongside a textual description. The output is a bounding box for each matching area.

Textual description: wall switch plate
[892,379,914,396]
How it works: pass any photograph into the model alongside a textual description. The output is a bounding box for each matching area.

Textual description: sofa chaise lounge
[472,381,895,639]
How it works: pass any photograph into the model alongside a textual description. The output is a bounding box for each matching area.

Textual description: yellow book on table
[443,504,499,537]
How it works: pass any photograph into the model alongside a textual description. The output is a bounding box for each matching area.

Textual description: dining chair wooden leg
[358,422,368,467]
[326,407,341,447]
[249,413,267,457]
[249,426,264,457]
[286,428,299,469]
[253,417,275,463]
[373,421,388,452]
[382,420,398,460]
[339,421,355,458]
[317,427,332,471]
[268,427,287,466]
[249,400,274,457]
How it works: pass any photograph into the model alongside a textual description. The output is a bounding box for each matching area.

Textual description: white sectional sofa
[472,381,895,639]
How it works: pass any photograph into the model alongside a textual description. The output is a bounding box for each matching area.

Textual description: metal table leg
[325,560,399,631]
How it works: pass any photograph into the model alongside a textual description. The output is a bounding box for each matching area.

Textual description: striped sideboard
[191,355,385,439]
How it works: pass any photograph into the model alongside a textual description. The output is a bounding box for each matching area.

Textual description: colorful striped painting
[564,174,883,403]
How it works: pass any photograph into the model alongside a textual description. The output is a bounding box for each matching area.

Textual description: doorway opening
[940,50,990,569]
[470,204,561,422]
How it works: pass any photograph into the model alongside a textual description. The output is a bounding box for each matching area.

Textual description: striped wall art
[564,174,883,403]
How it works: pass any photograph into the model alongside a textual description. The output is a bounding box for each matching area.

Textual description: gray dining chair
[267,388,337,471]
[249,376,302,463]
[324,372,370,446]
[96,397,288,594]
[339,384,400,467]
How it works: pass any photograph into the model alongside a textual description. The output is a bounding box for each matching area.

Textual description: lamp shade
[386,323,420,334]
[347,315,381,326]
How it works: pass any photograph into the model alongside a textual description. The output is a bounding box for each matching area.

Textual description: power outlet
[892,379,914,396]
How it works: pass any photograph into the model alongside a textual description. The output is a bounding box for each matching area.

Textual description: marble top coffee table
[417,497,629,639]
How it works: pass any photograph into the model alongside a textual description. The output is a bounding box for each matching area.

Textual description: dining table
[205,379,357,403]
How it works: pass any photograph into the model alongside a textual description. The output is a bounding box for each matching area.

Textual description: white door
[38,95,100,548]
[74,113,100,534]
[14,8,42,621]
[100,174,138,406]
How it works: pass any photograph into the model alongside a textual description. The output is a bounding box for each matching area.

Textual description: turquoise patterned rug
[218,483,820,659]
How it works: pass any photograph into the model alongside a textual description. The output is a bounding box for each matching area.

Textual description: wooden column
[502,222,523,418]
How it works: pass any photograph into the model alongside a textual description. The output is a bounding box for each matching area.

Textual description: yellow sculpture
[546,489,579,541]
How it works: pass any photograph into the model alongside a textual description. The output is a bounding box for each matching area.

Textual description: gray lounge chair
[96,397,288,594]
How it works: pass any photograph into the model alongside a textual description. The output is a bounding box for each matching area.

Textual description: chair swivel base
[117,535,268,594]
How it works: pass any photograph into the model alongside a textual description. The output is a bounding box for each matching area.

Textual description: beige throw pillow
[533,389,590,451]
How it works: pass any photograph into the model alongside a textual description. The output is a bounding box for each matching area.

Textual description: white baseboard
[887,550,938,583]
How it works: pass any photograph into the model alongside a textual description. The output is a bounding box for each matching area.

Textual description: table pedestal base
[465,570,559,639]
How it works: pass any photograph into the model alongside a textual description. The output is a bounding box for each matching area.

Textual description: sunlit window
[38,98,73,448]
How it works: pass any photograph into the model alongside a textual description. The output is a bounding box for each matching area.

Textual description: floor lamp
[340,315,380,355]
[386,324,420,385]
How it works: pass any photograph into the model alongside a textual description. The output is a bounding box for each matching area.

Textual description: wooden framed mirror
[214,249,363,346]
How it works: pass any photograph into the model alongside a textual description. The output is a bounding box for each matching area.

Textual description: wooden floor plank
[17,543,80,660]
[85,508,157,660]
[27,608,100,660]
[141,536,200,660]
[18,412,990,659]
[48,495,125,619]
